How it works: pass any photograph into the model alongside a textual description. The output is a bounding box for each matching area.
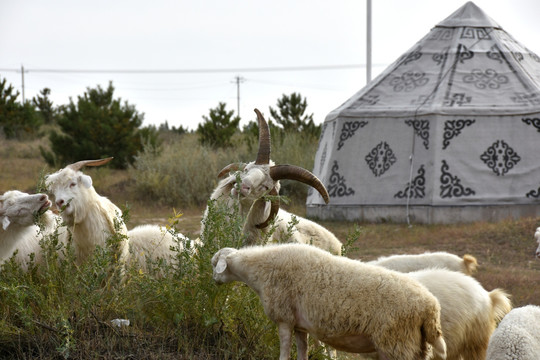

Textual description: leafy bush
[41,82,158,169]
[0,77,42,140]
[0,194,296,359]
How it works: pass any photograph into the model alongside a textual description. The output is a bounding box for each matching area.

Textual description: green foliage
[41,82,157,169]
[32,88,56,125]
[197,102,240,148]
[0,195,291,359]
[269,92,321,139]
[0,77,42,139]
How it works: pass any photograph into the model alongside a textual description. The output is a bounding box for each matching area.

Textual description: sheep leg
[294,330,308,360]
[278,322,293,360]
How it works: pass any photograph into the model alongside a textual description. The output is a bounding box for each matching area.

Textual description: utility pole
[21,64,26,103]
[232,75,245,118]
[366,0,372,83]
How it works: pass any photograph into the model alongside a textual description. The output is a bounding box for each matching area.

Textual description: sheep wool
[212,243,446,360]
[369,251,478,275]
[486,305,540,360]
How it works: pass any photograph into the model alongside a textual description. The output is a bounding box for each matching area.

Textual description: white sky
[1,0,540,130]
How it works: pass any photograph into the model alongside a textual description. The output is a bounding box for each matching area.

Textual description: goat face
[0,190,51,230]
[211,247,239,284]
[229,162,278,201]
[45,168,93,224]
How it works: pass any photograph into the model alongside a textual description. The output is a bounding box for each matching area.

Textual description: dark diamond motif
[405,119,430,150]
[522,117,540,132]
[480,140,521,176]
[327,161,355,198]
[395,165,426,199]
[442,119,475,150]
[365,142,397,177]
[440,160,475,198]
[337,121,368,150]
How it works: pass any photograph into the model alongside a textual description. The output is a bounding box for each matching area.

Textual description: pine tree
[269,92,320,138]
[197,102,240,148]
[0,77,41,139]
[42,82,156,169]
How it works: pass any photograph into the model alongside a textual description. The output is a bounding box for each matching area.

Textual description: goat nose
[39,194,47,201]
[56,199,64,208]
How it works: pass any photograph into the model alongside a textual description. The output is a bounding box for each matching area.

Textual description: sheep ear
[79,174,93,188]
[1,216,10,230]
[215,258,228,274]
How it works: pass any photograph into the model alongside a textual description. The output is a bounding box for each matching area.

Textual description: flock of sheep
[1,108,539,359]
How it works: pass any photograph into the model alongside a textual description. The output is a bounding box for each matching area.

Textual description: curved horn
[67,157,114,171]
[217,162,246,178]
[269,165,330,204]
[254,108,271,165]
[255,187,280,229]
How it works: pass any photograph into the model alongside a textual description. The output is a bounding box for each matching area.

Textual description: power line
[0,63,374,74]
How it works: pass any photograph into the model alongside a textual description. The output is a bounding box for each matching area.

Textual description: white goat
[45,158,130,265]
[212,243,447,360]
[46,158,191,269]
[534,226,540,258]
[369,251,478,275]
[0,190,61,270]
[486,305,540,360]
[203,108,342,255]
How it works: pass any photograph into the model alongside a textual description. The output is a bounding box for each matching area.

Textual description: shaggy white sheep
[405,268,511,360]
[212,243,447,360]
[0,190,61,269]
[485,305,540,360]
[45,158,130,265]
[369,251,478,275]
[203,109,342,255]
[534,227,540,258]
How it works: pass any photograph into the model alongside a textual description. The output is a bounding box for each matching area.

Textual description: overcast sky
[1,0,540,130]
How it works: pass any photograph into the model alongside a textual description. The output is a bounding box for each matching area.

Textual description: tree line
[0,77,321,169]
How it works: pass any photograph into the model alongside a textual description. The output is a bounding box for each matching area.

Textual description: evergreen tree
[197,102,240,148]
[269,92,320,138]
[32,88,56,124]
[0,77,41,139]
[42,82,156,169]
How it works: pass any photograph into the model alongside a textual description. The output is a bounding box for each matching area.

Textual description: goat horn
[269,165,330,204]
[254,108,271,165]
[255,187,280,229]
[217,162,246,178]
[67,157,114,171]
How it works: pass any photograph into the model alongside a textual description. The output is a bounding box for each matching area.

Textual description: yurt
[307,1,540,224]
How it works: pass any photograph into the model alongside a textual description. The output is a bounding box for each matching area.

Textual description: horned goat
[369,251,478,275]
[45,158,130,265]
[203,108,342,255]
[485,305,540,360]
[45,158,191,269]
[0,190,61,270]
[212,243,447,360]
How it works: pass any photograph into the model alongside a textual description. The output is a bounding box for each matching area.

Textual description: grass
[0,134,539,359]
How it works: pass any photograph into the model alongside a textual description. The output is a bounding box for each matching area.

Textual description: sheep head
[0,190,51,230]
[218,109,329,229]
[211,247,239,284]
[45,157,113,225]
